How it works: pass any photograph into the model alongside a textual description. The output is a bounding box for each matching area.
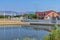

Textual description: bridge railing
[23,19,51,23]
[23,19,60,24]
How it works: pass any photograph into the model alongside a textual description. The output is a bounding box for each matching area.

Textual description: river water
[0,25,50,40]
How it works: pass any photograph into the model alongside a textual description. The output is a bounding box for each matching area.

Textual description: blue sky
[0,0,60,12]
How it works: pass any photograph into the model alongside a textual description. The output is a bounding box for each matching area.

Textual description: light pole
[4,12,5,21]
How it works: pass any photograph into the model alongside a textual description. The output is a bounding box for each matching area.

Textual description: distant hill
[0,11,35,16]
[0,11,20,15]
[24,11,35,14]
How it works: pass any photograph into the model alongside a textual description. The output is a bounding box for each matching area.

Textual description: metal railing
[23,19,60,24]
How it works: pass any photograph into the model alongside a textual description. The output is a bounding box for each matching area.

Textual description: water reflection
[0,25,50,40]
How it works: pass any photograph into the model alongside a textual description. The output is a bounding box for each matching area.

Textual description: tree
[44,24,60,40]
[28,14,37,19]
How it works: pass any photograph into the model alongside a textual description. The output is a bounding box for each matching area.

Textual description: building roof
[36,10,57,16]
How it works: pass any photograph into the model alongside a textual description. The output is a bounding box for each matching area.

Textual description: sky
[0,0,60,12]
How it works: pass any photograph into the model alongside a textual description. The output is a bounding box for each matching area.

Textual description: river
[0,25,50,40]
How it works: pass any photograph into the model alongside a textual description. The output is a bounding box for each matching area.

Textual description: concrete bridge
[22,20,60,32]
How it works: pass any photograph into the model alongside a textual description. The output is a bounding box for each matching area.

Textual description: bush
[44,24,60,40]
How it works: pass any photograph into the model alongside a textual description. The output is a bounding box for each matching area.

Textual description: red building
[36,10,59,20]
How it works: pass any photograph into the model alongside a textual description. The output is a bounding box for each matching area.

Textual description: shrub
[44,24,60,40]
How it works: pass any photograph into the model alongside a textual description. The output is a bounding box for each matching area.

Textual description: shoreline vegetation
[44,24,60,40]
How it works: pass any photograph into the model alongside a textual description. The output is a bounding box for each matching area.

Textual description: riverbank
[0,19,30,26]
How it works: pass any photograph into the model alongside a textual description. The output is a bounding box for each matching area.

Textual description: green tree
[28,14,37,19]
[44,24,60,40]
